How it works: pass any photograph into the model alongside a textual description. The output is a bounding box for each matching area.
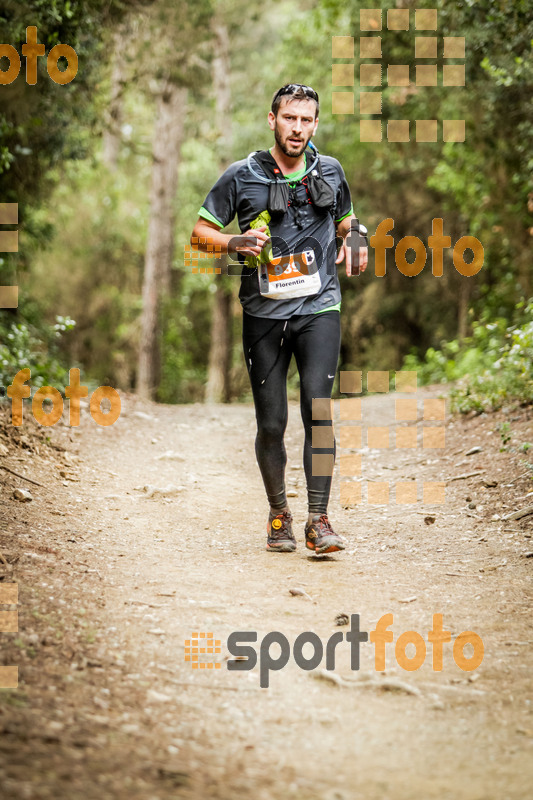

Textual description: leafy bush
[403,299,533,413]
[0,313,75,393]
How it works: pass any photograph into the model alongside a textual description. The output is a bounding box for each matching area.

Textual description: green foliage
[310,0,533,373]
[0,310,75,391]
[404,299,533,412]
[157,289,211,403]
[2,0,532,403]
[498,422,511,448]
[0,0,157,396]
[30,157,149,388]
[0,0,140,203]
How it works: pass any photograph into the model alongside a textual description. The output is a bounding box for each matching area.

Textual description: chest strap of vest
[247,145,336,217]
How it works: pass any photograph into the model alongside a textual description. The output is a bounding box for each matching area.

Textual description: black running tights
[242,310,341,515]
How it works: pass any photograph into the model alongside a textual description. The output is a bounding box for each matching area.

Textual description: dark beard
[274,124,310,158]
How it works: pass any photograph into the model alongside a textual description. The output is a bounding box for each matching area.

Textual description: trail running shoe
[266,510,296,552]
[305,514,346,554]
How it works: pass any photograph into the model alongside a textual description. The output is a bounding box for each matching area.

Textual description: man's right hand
[229,225,270,258]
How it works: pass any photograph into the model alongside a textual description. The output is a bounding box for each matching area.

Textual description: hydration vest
[246,143,336,224]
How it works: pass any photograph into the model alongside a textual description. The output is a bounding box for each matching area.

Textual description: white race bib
[258,250,321,300]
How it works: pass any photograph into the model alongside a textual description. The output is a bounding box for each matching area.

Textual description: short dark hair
[271,84,319,118]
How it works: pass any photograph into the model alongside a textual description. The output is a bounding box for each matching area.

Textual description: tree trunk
[206,260,233,402]
[137,80,187,400]
[457,275,470,341]
[102,26,128,170]
[205,20,234,404]
[518,230,531,299]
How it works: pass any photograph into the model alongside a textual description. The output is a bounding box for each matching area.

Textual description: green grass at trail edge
[403,299,533,414]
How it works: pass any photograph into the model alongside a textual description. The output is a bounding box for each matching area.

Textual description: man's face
[268,97,319,158]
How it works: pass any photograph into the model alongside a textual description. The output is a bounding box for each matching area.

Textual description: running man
[191,83,368,554]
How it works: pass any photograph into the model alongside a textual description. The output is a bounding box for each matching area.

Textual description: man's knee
[256,419,286,445]
[301,398,333,433]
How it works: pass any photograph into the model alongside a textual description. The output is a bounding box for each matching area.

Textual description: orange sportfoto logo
[185,632,222,670]
[185,614,484,688]
[0,26,78,86]
[6,369,121,427]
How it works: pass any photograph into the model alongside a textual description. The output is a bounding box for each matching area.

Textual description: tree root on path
[312,669,421,696]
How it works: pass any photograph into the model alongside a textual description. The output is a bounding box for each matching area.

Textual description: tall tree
[205,17,234,404]
[102,24,132,171]
[136,0,213,399]
[138,80,188,398]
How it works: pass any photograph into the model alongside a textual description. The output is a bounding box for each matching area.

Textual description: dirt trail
[0,391,532,799]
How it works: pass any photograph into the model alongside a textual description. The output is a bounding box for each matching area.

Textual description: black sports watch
[348,218,369,248]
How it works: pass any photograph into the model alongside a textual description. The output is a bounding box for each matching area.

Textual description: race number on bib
[258,250,321,300]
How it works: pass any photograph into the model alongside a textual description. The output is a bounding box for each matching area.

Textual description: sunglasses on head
[273,84,319,103]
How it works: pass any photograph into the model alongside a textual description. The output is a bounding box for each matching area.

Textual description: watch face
[351,220,368,236]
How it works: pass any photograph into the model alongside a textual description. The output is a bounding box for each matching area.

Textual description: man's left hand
[336,242,369,277]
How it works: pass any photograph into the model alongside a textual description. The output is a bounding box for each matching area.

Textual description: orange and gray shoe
[305,514,346,554]
[266,510,296,552]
